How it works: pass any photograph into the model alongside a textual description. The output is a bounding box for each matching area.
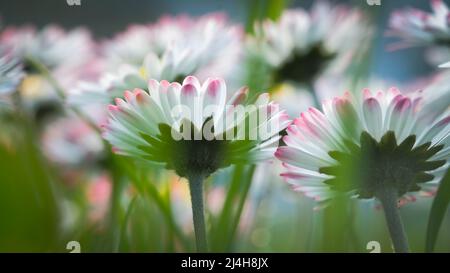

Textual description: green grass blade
[225,165,256,251]
[266,0,289,21]
[426,167,450,252]
[211,165,245,251]
[245,0,289,33]
[117,158,190,250]
[119,196,138,252]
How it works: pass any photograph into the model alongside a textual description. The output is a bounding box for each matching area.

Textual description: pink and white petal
[180,82,202,129]
[388,97,412,140]
[202,78,227,127]
[275,146,330,171]
[418,115,450,144]
[363,98,383,140]
[228,86,249,106]
[167,82,182,110]
[182,75,201,90]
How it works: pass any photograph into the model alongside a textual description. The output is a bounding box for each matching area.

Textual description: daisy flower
[102,76,289,251]
[388,0,450,67]
[388,0,450,48]
[72,14,242,107]
[276,88,450,252]
[101,24,155,69]
[130,13,242,82]
[0,25,98,112]
[248,1,371,89]
[42,116,104,167]
[0,25,95,73]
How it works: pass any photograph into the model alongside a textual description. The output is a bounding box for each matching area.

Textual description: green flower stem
[188,174,208,252]
[376,188,410,253]
[25,56,101,134]
[108,153,126,252]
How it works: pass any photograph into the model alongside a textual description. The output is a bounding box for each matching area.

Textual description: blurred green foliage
[0,112,59,252]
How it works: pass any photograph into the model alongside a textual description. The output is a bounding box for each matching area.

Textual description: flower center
[138,121,255,178]
[319,131,446,199]
[435,37,450,47]
[174,74,188,84]
[274,43,336,85]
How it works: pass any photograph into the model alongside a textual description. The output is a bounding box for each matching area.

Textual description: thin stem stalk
[188,174,208,252]
[376,188,410,253]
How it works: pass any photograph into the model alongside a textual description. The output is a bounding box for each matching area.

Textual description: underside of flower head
[274,44,336,84]
[388,0,450,50]
[320,131,445,199]
[250,2,370,86]
[102,76,289,178]
[276,88,450,207]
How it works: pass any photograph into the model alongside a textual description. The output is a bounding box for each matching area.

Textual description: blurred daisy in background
[41,115,104,167]
[276,87,450,252]
[0,51,25,151]
[0,51,24,96]
[103,14,242,77]
[271,83,315,118]
[0,25,96,73]
[86,173,112,225]
[102,24,155,69]
[246,1,372,106]
[70,13,243,109]
[0,25,98,120]
[401,69,450,113]
[420,71,450,116]
[388,0,450,68]
[58,171,113,235]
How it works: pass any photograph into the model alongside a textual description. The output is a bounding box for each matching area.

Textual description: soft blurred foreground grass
[1,115,450,252]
